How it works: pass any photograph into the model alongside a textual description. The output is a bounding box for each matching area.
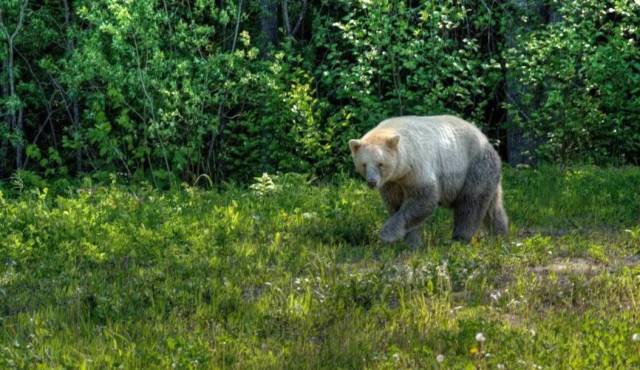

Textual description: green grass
[1,166,640,369]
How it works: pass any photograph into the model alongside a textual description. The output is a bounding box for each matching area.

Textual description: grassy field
[1,166,640,369]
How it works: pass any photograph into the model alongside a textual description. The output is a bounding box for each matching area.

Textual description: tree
[504,0,538,165]
[259,0,278,52]
[0,0,29,171]
[61,0,82,173]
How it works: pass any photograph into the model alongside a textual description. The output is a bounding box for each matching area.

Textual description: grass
[1,166,640,369]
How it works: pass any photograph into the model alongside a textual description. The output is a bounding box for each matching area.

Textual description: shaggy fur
[349,115,508,247]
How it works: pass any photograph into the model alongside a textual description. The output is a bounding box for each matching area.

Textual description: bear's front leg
[380,184,438,244]
[380,216,406,243]
[404,228,422,249]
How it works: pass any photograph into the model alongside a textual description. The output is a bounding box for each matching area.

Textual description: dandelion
[632,333,640,342]
[490,291,502,302]
[436,354,445,363]
[475,332,486,342]
[449,306,464,314]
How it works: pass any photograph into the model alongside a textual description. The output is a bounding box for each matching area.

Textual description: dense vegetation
[1,167,640,368]
[1,0,639,183]
[2,2,639,368]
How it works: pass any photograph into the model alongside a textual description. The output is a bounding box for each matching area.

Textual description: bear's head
[348,134,400,189]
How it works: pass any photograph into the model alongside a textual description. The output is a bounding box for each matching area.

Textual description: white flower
[497,364,505,369]
[392,353,400,362]
[475,332,486,342]
[436,354,445,363]
[632,333,640,342]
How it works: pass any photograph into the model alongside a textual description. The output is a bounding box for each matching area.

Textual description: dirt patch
[517,227,571,238]
[501,313,524,328]
[528,257,604,276]
[619,254,640,267]
[528,254,640,278]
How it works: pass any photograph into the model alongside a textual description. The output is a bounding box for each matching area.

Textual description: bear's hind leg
[453,146,502,243]
[483,183,508,236]
[452,192,493,242]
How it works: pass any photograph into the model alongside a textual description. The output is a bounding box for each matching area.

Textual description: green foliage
[1,166,640,368]
[504,0,640,164]
[313,0,500,138]
[2,1,639,181]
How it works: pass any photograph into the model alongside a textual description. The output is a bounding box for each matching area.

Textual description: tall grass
[1,167,639,368]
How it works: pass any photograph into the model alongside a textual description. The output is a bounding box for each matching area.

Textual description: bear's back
[372,115,488,157]
[368,115,491,200]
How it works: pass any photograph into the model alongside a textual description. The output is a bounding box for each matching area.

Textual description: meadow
[1,166,640,369]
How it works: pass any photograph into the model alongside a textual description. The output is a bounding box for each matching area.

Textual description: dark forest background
[1,0,639,185]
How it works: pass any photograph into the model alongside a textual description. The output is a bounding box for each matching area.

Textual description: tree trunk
[63,0,82,173]
[15,105,23,170]
[259,0,278,53]
[7,40,24,169]
[505,1,563,165]
[1,0,29,171]
[505,0,539,165]
[1,56,8,176]
[258,0,278,171]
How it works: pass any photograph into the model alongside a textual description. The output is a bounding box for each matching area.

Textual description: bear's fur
[349,115,508,247]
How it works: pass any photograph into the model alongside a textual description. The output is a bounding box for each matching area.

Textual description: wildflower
[302,212,316,219]
[436,354,444,363]
[632,333,640,342]
[392,353,400,362]
[475,332,486,342]
[490,291,502,302]
[497,364,505,369]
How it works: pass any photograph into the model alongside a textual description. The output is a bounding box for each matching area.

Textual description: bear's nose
[367,180,377,188]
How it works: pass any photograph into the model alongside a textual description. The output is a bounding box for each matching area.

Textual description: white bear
[348,115,508,247]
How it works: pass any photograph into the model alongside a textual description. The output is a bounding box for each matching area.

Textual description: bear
[348,115,508,248]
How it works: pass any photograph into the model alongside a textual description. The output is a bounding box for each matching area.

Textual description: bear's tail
[484,182,509,236]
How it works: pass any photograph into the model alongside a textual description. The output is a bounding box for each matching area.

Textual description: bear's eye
[377,162,384,168]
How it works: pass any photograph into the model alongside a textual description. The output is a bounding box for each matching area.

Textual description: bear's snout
[367,180,377,189]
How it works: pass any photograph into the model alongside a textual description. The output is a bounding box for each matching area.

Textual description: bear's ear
[349,139,362,153]
[386,135,400,150]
